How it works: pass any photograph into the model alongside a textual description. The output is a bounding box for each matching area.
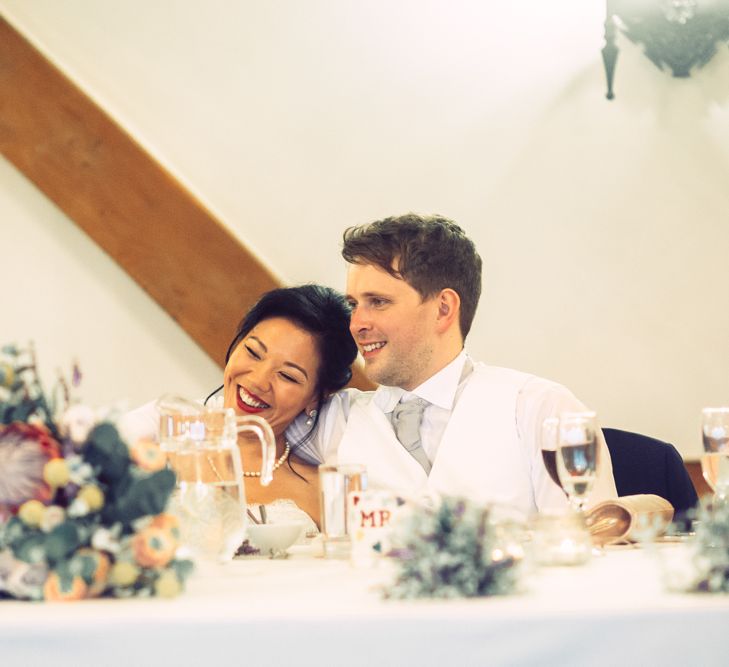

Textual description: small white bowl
[246,522,303,557]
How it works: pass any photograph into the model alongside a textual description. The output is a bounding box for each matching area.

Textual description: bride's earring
[305,409,318,427]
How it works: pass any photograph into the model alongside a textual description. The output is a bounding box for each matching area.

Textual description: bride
[120,284,358,530]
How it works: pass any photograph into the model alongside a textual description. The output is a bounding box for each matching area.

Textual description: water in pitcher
[168,446,246,562]
[157,396,276,562]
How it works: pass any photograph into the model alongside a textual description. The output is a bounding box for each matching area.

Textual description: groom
[294,213,616,515]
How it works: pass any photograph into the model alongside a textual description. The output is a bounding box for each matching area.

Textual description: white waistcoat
[336,365,539,516]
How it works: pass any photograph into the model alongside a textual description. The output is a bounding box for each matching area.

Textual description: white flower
[131,515,154,533]
[40,505,66,533]
[67,497,90,518]
[91,526,122,554]
[58,404,97,445]
[66,454,95,485]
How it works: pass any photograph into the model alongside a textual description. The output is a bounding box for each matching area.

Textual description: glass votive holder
[532,512,592,566]
[318,463,367,558]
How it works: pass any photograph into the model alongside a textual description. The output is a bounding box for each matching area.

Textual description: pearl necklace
[243,440,290,477]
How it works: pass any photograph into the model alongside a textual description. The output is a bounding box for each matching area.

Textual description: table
[1,542,728,667]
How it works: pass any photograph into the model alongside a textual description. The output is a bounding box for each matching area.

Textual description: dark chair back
[602,427,698,512]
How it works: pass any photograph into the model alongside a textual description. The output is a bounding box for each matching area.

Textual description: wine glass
[542,412,599,512]
[701,407,729,503]
[540,437,562,493]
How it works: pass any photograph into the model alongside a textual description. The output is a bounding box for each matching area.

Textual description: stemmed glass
[540,440,562,493]
[700,407,729,503]
[542,411,599,513]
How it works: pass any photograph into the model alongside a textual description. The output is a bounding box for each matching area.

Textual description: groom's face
[346,261,440,391]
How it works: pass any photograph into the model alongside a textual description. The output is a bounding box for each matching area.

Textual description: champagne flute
[701,407,729,503]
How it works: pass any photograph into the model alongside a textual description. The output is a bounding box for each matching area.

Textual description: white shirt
[379,351,469,465]
[120,354,617,513]
[290,352,617,510]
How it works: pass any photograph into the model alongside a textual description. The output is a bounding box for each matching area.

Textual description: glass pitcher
[157,395,276,562]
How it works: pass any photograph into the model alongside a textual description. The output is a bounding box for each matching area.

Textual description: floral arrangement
[383,496,522,599]
[689,500,729,593]
[0,344,192,601]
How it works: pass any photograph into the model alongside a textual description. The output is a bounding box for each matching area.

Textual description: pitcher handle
[234,415,277,486]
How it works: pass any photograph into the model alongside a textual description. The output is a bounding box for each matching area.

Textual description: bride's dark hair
[205,284,357,460]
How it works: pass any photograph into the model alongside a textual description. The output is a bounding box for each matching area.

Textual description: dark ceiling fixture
[602,0,729,99]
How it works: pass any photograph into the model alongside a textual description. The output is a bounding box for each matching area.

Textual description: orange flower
[43,572,88,601]
[75,548,111,597]
[132,526,176,568]
[150,513,181,543]
[130,438,167,472]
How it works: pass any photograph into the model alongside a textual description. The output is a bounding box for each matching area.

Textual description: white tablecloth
[1,543,728,667]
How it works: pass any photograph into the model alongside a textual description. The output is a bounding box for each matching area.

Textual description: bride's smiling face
[223,317,320,439]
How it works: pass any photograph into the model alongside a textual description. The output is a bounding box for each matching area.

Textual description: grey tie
[391,397,432,474]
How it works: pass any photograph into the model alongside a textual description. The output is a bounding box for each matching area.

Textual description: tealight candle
[533,513,591,566]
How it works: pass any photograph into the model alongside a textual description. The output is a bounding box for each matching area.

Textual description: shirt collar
[374,350,469,413]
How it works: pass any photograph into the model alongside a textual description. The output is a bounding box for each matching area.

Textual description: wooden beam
[0,17,373,390]
[0,16,277,367]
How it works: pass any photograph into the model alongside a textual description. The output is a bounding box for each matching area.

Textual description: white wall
[0,158,221,408]
[1,0,728,456]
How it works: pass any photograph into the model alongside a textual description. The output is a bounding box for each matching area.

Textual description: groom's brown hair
[341,213,482,340]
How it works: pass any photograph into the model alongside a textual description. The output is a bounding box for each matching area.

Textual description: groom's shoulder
[469,361,537,385]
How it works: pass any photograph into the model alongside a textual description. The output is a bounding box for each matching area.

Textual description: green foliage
[692,501,729,593]
[84,423,132,484]
[103,469,176,529]
[14,533,47,564]
[44,521,81,564]
[384,497,521,599]
[171,558,195,581]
